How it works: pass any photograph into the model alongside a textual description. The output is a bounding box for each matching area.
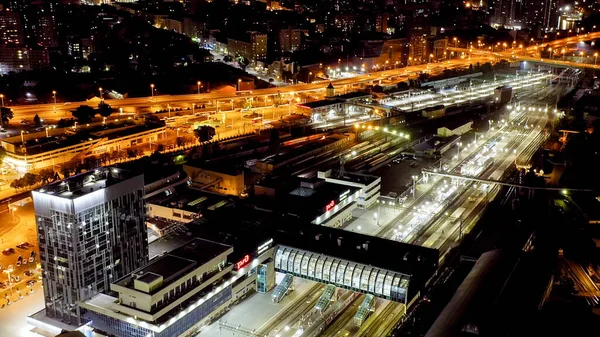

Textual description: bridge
[447,31,600,70]
[271,223,439,303]
[421,170,593,192]
[274,244,411,302]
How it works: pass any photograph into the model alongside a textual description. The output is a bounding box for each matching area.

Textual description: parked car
[23,270,34,277]
[16,242,29,249]
[16,255,22,266]
[2,248,15,255]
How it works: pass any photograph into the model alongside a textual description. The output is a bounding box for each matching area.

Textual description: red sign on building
[235,255,251,270]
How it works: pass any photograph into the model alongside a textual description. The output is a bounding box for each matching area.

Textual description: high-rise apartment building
[522,0,556,29]
[33,167,148,325]
[279,28,302,52]
[227,32,267,62]
[409,34,427,64]
[0,11,24,45]
[36,14,58,47]
[0,45,29,73]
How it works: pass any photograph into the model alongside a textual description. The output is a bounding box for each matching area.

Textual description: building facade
[0,11,24,45]
[81,238,276,337]
[279,28,302,52]
[227,32,267,62]
[32,167,148,324]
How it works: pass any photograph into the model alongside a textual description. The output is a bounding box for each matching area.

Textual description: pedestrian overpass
[271,223,439,304]
[274,245,411,302]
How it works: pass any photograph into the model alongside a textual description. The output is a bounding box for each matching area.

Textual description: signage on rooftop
[235,255,251,270]
[325,200,335,212]
[257,239,273,255]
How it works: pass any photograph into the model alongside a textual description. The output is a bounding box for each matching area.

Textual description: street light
[3,266,14,299]
[595,53,598,65]
[0,94,4,107]
[237,79,242,91]
[150,84,155,97]
[197,81,201,94]
[52,90,57,108]
[20,130,24,145]
[99,87,103,100]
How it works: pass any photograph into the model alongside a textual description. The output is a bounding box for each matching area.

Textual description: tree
[38,168,55,183]
[273,93,282,108]
[60,166,71,178]
[72,105,95,122]
[270,128,280,153]
[98,102,113,117]
[33,114,42,127]
[23,173,39,187]
[1,107,13,125]
[127,149,139,158]
[243,98,253,109]
[10,178,24,191]
[223,55,233,62]
[194,126,216,142]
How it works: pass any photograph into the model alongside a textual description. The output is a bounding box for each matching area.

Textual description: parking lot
[0,203,40,305]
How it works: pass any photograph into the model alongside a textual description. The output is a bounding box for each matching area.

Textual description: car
[22,259,27,265]
[16,242,30,249]
[0,282,6,289]
[2,248,15,255]
[13,276,20,282]
[23,270,34,277]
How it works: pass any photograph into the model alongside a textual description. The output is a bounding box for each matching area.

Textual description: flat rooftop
[147,186,233,214]
[334,91,372,100]
[297,99,345,109]
[321,170,380,186]
[259,136,338,165]
[3,121,164,155]
[286,180,361,218]
[272,216,439,281]
[34,167,137,199]
[114,237,232,294]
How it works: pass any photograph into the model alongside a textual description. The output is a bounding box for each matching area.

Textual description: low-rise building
[81,237,274,337]
[286,178,361,228]
[437,120,473,137]
[422,105,446,119]
[1,122,167,172]
[317,169,381,209]
[227,32,267,62]
[184,164,245,196]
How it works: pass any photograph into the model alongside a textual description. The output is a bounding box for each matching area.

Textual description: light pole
[168,104,171,118]
[150,84,155,97]
[0,94,4,107]
[20,130,24,145]
[595,53,598,65]
[52,90,57,109]
[457,142,462,157]
[192,103,195,115]
[412,175,417,199]
[197,81,201,94]
[3,267,14,299]
[99,87,103,100]
[237,79,242,91]
[230,100,234,110]
[45,127,50,137]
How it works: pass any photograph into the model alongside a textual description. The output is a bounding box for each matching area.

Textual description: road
[8,30,598,124]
